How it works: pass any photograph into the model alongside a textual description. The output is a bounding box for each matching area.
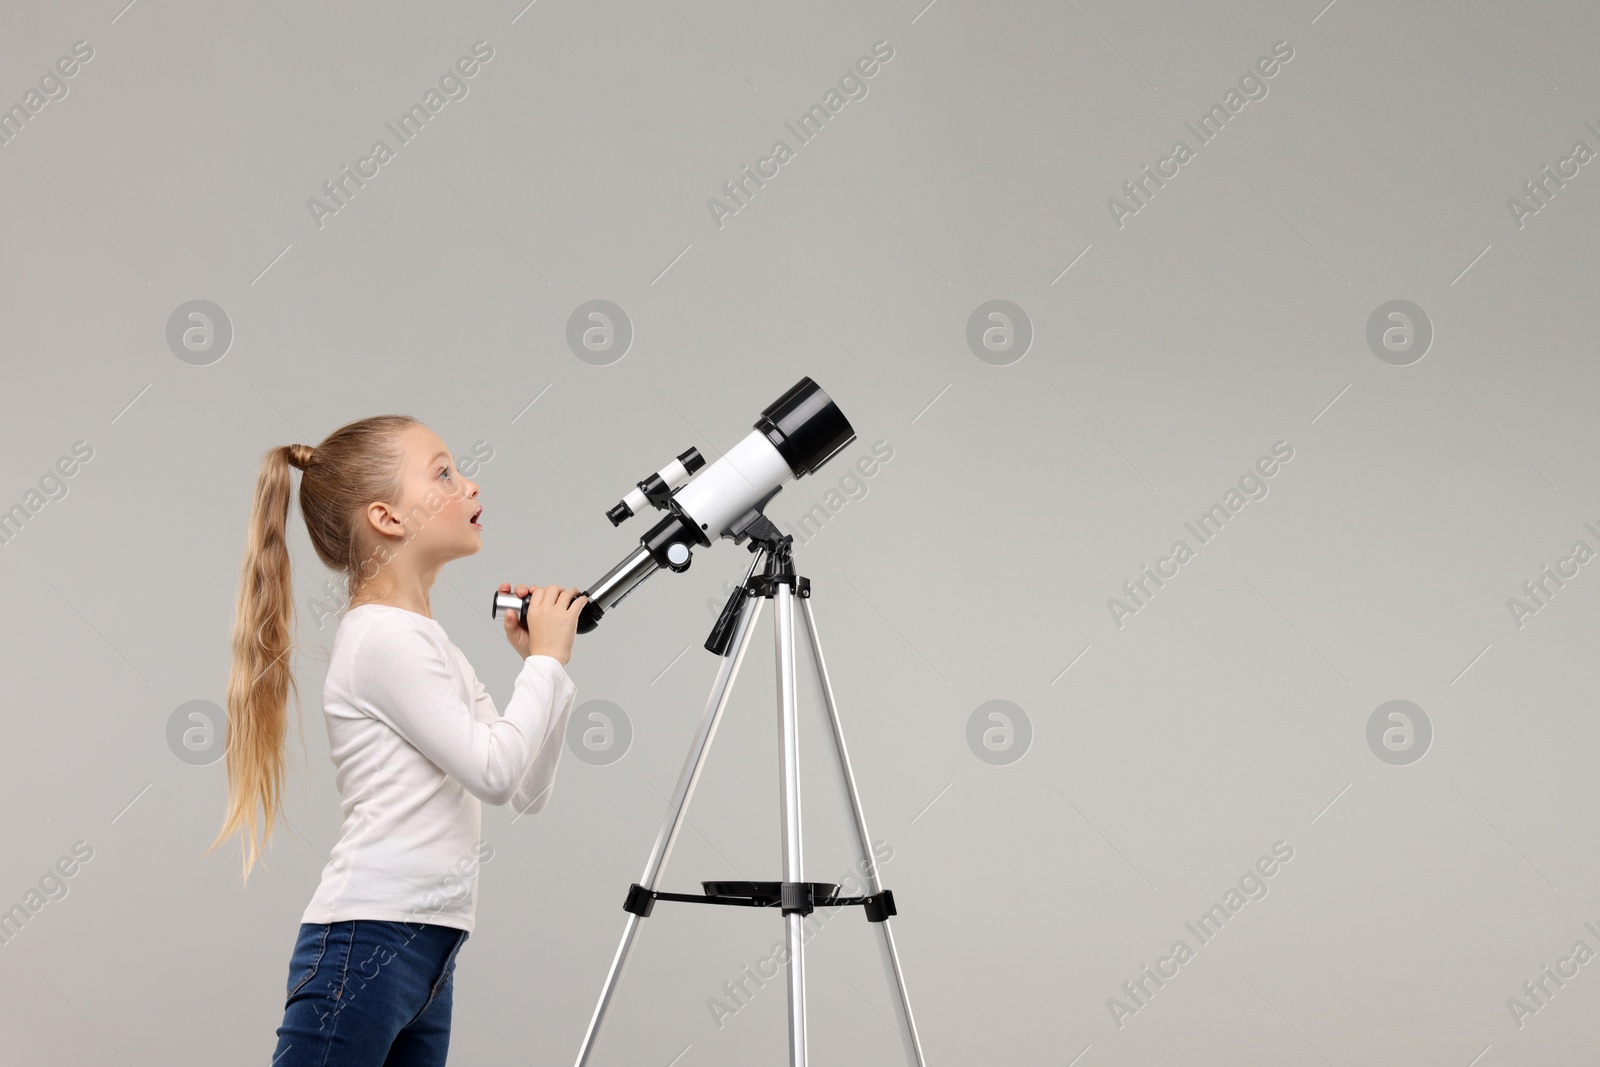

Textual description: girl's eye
[439,467,452,479]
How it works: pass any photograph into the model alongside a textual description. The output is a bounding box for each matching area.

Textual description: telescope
[524,374,926,1067]
[491,376,855,635]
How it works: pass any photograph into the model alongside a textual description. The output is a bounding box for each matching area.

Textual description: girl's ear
[363,500,404,538]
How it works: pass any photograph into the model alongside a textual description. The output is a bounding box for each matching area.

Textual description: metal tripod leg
[572,590,765,1067]
[773,581,808,1066]
[799,596,929,1067]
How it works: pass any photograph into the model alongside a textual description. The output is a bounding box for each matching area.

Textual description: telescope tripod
[572,530,928,1067]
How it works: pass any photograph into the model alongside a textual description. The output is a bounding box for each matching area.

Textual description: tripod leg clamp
[623,883,656,917]
[780,881,814,916]
[861,889,897,923]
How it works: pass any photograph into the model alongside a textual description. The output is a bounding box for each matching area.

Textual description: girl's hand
[498,582,587,666]
[499,582,535,659]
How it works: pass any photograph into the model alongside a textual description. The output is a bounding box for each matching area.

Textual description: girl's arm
[352,622,576,805]
[468,663,577,815]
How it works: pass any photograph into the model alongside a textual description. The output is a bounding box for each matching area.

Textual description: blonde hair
[207,414,418,883]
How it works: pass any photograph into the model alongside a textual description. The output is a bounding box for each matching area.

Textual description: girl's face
[390,424,482,561]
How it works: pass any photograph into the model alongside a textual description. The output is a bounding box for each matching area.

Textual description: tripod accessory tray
[623,879,898,922]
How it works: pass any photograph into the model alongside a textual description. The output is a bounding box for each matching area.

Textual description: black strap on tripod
[623,879,897,923]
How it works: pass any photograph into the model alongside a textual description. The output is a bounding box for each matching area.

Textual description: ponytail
[207,444,309,883]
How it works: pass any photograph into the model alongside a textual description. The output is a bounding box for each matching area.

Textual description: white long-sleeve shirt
[300,603,576,933]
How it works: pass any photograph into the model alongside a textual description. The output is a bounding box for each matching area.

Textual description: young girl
[207,414,586,1066]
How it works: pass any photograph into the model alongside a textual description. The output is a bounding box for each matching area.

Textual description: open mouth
[470,506,482,529]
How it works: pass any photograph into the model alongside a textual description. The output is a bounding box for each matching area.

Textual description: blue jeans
[271,920,470,1067]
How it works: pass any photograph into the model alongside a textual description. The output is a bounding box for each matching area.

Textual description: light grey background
[2,0,1597,1063]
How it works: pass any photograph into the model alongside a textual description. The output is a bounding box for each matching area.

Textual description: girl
[207,414,586,1066]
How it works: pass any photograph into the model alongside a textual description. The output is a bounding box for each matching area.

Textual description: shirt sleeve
[351,619,577,806]
[467,656,578,815]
